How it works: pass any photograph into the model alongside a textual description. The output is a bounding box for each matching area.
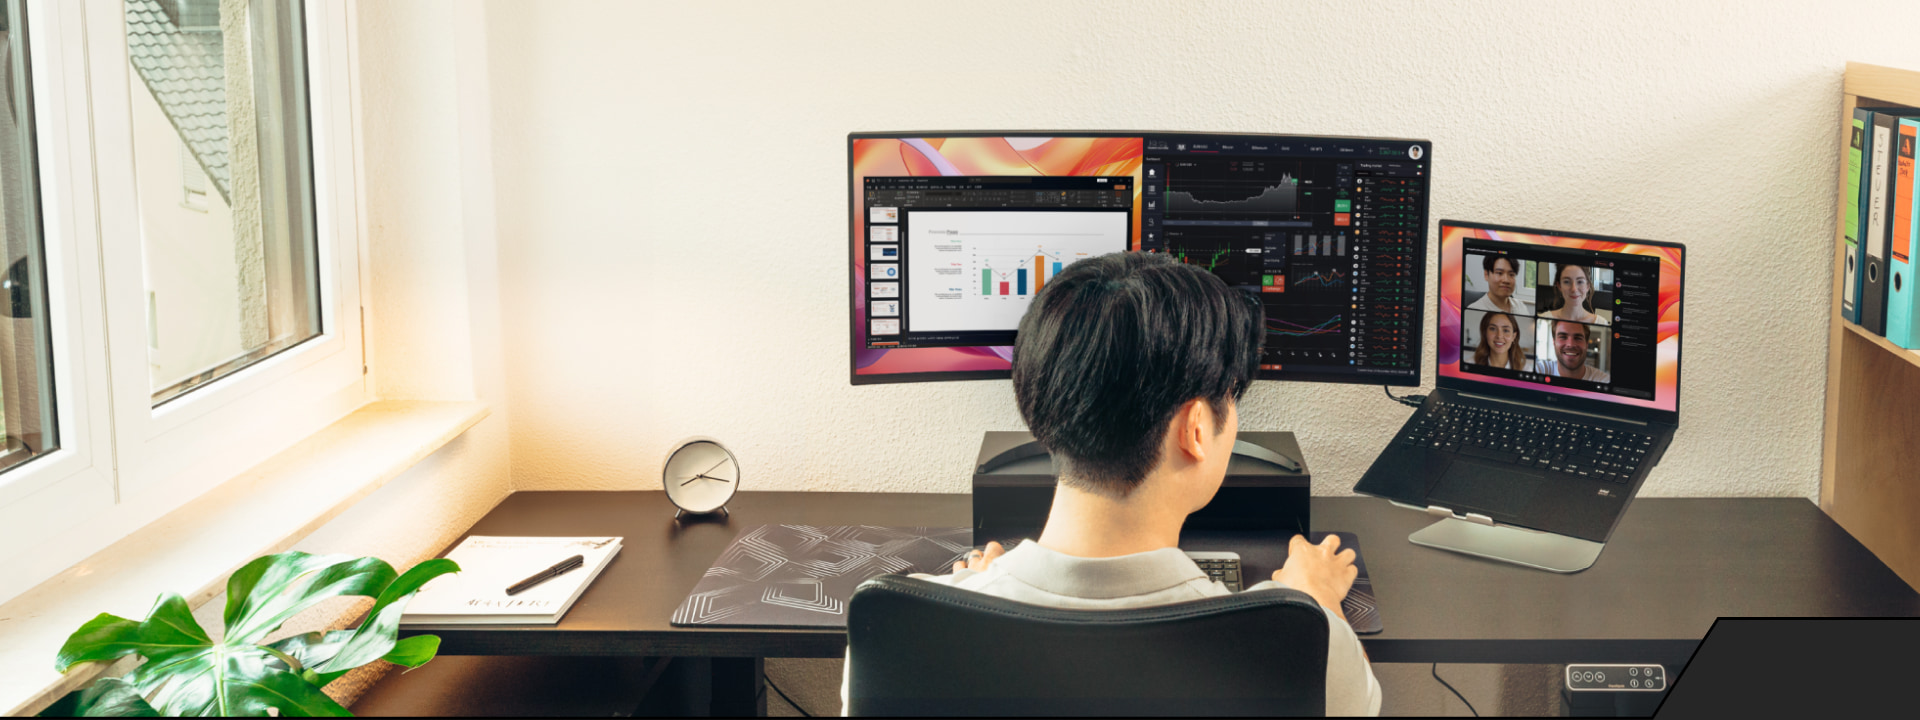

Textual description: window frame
[0,0,370,604]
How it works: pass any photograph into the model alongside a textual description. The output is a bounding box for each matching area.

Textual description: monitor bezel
[1435,219,1685,426]
[848,130,1433,387]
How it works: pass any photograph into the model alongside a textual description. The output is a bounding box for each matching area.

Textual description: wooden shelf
[1842,321,1920,370]
[1845,62,1920,108]
[1823,62,1920,593]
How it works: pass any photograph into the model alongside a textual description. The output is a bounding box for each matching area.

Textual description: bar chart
[906,210,1129,332]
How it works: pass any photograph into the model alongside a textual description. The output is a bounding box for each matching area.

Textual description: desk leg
[631,656,767,717]
[712,657,766,717]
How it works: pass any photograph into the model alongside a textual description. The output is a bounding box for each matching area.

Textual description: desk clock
[663,437,738,518]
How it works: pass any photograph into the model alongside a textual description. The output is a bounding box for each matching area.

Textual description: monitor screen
[1436,221,1684,414]
[850,132,1431,385]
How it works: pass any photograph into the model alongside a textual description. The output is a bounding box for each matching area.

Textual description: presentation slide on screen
[905,210,1129,332]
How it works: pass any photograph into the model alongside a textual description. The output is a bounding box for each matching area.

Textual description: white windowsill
[0,399,490,716]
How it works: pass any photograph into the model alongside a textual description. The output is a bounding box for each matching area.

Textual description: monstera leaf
[43,552,459,717]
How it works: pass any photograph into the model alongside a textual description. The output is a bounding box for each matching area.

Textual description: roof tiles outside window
[126,0,229,203]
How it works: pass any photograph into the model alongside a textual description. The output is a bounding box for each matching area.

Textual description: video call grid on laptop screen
[1437,222,1682,413]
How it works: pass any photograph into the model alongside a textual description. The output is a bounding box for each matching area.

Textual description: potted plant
[41,551,458,717]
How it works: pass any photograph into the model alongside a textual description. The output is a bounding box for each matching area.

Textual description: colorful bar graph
[1017,269,1027,295]
[983,269,991,296]
[1000,281,1010,296]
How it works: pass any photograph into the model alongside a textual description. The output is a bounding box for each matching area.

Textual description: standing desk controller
[1566,664,1665,691]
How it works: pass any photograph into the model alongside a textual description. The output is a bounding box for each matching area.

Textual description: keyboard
[1186,551,1244,592]
[1399,401,1655,484]
[969,542,1245,592]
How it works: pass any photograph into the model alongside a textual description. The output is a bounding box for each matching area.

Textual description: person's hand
[1272,534,1358,621]
[953,541,1005,573]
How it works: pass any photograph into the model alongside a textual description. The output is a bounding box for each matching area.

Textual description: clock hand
[693,474,732,483]
[697,456,730,477]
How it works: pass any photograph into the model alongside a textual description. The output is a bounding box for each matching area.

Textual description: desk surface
[404,491,1920,664]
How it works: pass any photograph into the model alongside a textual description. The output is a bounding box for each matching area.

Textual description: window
[0,0,59,475]
[126,0,321,405]
[0,0,367,604]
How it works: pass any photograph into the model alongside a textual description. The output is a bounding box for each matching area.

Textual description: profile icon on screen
[1467,311,1531,371]
[1540,263,1610,325]
[1534,320,1611,383]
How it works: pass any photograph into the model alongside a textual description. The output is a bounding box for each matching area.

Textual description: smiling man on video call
[1537,320,1611,383]
[842,251,1382,716]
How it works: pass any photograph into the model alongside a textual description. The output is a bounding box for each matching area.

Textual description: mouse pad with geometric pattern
[670,525,973,628]
[1318,532,1382,635]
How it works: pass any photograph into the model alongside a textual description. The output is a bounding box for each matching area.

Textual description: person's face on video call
[1554,322,1589,369]
[1486,314,1517,356]
[1487,258,1517,301]
[1557,265,1590,309]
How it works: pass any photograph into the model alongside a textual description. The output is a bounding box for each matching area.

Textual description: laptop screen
[1437,222,1682,414]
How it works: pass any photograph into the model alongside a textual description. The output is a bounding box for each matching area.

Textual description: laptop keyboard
[1400,402,1655,484]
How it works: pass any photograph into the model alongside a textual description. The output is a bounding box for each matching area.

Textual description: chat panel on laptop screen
[851,136,1145,378]
[1438,224,1681,413]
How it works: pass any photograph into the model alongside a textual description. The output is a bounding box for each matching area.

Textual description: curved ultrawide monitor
[850,132,1430,386]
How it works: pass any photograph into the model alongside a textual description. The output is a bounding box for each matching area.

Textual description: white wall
[291,0,513,705]
[477,0,1920,500]
[128,78,243,390]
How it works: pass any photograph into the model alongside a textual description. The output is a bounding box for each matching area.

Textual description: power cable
[1431,662,1480,717]
[1384,385,1427,408]
[764,673,813,717]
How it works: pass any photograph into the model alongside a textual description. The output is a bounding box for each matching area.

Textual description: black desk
[400,492,1920,712]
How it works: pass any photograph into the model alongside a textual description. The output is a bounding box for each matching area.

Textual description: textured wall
[316,0,513,706]
[222,0,266,349]
[485,0,1920,499]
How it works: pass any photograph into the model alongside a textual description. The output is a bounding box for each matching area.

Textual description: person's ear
[1177,398,1209,463]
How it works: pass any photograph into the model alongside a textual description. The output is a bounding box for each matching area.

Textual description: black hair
[1011,252,1264,498]
[1482,254,1518,277]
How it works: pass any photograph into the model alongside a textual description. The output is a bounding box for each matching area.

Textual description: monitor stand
[1398,505,1605,573]
[976,437,1302,474]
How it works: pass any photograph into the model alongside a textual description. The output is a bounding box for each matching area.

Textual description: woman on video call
[1541,263,1603,324]
[1471,311,1528,371]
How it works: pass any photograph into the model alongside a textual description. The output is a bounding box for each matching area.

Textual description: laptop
[1354,220,1684,570]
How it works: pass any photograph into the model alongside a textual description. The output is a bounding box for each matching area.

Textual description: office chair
[845,574,1330,716]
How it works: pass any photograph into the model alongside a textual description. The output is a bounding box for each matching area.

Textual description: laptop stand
[1396,504,1606,573]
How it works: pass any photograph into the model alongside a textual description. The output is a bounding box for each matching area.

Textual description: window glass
[0,0,59,474]
[126,0,318,405]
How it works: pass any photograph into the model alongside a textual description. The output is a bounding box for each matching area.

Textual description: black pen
[505,554,585,596]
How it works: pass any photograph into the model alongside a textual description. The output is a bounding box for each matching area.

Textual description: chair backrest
[845,574,1329,717]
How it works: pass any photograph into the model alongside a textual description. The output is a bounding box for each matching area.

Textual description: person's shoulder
[907,570,968,586]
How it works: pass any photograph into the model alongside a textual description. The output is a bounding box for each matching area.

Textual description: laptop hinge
[1425,505,1497,526]
[1456,391,1648,427]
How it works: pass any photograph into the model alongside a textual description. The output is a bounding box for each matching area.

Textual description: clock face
[663,440,738,513]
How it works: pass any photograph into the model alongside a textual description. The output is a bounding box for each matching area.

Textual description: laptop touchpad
[1428,460,1539,517]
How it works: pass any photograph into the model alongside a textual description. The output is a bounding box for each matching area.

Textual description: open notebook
[401,536,622,625]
